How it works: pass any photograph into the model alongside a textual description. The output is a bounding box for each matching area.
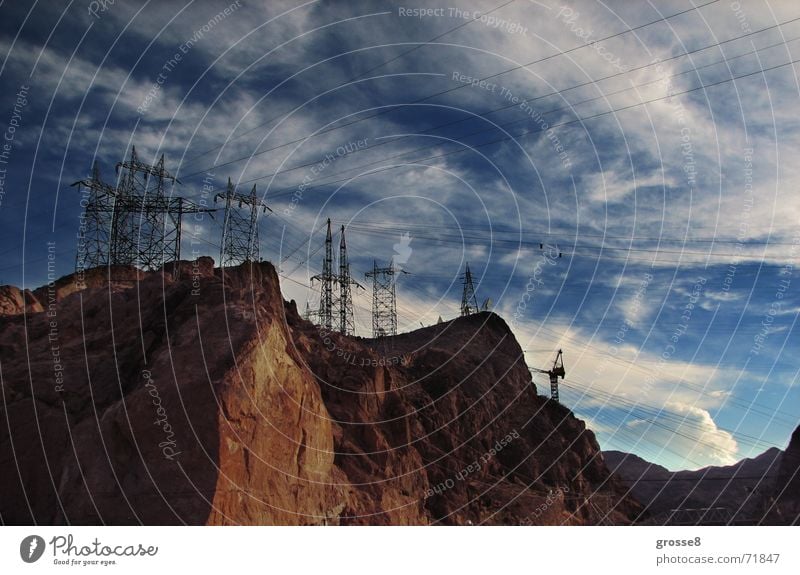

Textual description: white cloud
[627,402,739,469]
[586,168,677,203]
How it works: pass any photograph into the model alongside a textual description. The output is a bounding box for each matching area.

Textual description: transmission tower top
[214,177,271,212]
[71,160,118,197]
[116,147,179,189]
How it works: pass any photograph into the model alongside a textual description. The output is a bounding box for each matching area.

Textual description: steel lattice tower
[73,148,213,272]
[214,178,270,267]
[113,148,179,268]
[460,262,479,316]
[311,219,335,330]
[365,261,406,337]
[337,225,362,336]
[71,161,117,271]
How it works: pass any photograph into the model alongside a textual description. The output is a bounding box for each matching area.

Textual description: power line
[6,10,800,253]
[337,221,798,260]
[179,0,519,171]
[180,0,723,180]
[5,11,793,229]
[561,380,782,451]
[340,219,800,245]
[570,400,716,470]
[232,51,800,201]
[559,382,776,472]
[365,17,800,159]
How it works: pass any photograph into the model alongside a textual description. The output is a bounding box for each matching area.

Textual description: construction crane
[530,349,565,402]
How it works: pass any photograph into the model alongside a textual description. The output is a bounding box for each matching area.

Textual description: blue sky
[1,0,798,471]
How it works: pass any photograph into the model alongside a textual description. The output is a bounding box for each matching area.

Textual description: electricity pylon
[71,161,117,271]
[72,148,213,272]
[460,262,479,316]
[311,219,336,330]
[337,225,362,335]
[365,261,407,337]
[214,178,270,267]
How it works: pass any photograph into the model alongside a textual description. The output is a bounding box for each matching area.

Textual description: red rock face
[0,260,640,525]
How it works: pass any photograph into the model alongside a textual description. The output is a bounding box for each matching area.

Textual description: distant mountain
[603,447,784,524]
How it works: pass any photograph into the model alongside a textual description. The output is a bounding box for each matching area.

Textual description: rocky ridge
[0,260,640,525]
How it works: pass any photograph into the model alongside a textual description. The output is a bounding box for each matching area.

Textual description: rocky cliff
[0,260,640,525]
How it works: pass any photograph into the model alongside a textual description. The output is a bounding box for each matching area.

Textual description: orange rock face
[0,260,640,525]
[0,284,43,315]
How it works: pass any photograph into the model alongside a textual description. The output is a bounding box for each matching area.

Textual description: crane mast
[530,349,566,402]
